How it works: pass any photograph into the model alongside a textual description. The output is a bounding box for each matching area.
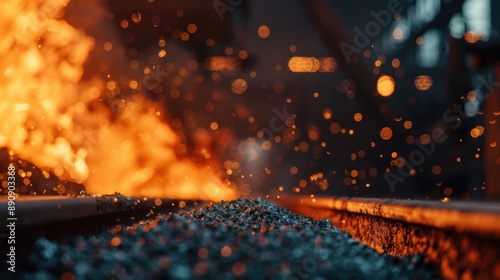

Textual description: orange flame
[0,0,236,200]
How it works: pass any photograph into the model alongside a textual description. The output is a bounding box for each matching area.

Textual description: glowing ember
[230,78,248,94]
[205,56,242,72]
[380,127,393,140]
[288,57,337,73]
[0,0,236,200]
[377,75,395,97]
[257,25,271,39]
[414,75,433,91]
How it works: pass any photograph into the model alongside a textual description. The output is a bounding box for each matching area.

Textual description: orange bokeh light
[377,75,395,97]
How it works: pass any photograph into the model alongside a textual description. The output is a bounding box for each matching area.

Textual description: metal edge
[274,195,500,280]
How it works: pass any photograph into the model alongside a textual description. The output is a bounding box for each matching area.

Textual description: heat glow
[0,0,236,200]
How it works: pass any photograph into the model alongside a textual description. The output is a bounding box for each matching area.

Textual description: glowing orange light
[131,13,142,23]
[158,49,167,58]
[419,134,431,145]
[377,75,395,97]
[187,23,197,34]
[414,75,433,91]
[470,126,484,138]
[289,57,319,72]
[206,38,214,46]
[238,50,248,60]
[308,126,320,141]
[444,187,453,196]
[323,109,332,120]
[391,58,400,68]
[120,20,129,29]
[380,127,393,140]
[210,122,219,131]
[258,25,271,38]
[288,57,337,73]
[354,113,363,122]
[205,56,241,71]
[221,246,232,257]
[231,78,248,94]
[103,42,112,51]
[110,237,121,247]
[330,123,341,134]
[432,166,442,175]
[319,57,337,72]
[180,32,190,41]
[464,31,483,43]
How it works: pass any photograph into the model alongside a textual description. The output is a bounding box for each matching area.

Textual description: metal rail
[0,195,203,241]
[275,195,500,280]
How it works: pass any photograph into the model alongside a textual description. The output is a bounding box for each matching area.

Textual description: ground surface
[24,198,437,279]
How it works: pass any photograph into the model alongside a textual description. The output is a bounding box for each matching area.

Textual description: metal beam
[275,195,500,280]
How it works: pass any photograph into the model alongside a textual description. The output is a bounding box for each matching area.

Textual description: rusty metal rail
[0,195,203,241]
[274,195,500,280]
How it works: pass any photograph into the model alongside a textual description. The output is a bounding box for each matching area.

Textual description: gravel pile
[24,198,437,279]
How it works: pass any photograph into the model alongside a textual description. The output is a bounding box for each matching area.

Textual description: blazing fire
[0,0,236,200]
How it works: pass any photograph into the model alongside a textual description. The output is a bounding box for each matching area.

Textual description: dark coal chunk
[23,198,437,280]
